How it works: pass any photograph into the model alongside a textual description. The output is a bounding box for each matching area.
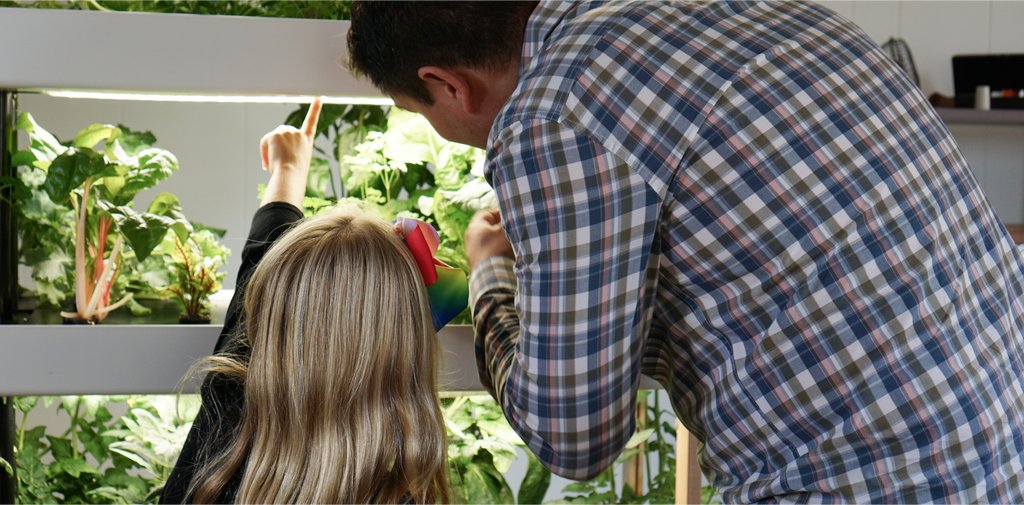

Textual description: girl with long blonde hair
[161,99,458,504]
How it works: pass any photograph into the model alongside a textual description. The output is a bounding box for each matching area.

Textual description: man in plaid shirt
[349,1,1024,502]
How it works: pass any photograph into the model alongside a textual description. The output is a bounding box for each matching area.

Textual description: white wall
[818,0,1024,223]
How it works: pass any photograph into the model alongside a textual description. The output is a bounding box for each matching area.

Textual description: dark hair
[347,1,539,105]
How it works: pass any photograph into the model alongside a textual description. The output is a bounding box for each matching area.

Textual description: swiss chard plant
[150,228,231,320]
[3,114,227,321]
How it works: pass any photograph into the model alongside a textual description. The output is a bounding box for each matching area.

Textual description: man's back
[482,1,1024,501]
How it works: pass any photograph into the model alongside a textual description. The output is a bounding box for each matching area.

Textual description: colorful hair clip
[395,216,469,330]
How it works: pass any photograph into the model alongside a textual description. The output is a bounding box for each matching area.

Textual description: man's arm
[468,118,662,481]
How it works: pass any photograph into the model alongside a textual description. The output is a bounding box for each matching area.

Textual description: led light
[42,90,393,106]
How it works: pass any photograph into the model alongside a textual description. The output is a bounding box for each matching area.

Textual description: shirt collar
[522,0,582,60]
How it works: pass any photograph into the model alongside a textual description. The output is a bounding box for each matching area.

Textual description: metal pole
[0,90,19,504]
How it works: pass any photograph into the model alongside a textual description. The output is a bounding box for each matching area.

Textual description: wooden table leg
[675,421,701,504]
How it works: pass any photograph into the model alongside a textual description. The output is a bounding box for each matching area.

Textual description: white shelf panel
[937,108,1024,126]
[0,322,664,396]
[0,324,483,396]
[0,8,382,99]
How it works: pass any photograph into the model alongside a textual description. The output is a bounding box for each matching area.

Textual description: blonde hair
[186,206,450,504]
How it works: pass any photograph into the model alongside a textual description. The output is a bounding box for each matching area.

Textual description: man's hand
[465,209,515,271]
[259,97,322,208]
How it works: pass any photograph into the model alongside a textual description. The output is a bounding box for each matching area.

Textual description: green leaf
[115,149,179,206]
[46,436,74,461]
[1,456,11,477]
[146,192,193,242]
[31,248,72,282]
[518,453,552,505]
[456,461,514,505]
[614,447,644,464]
[12,150,38,168]
[126,297,153,316]
[625,428,655,450]
[382,108,445,165]
[18,425,47,460]
[114,125,158,157]
[99,175,126,199]
[562,481,596,494]
[43,148,109,205]
[97,201,177,262]
[73,124,121,150]
[13,396,38,413]
[56,458,100,479]
[191,221,227,238]
[18,112,67,163]
[306,156,331,198]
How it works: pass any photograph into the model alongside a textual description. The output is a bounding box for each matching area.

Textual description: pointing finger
[260,134,270,169]
[302,96,323,137]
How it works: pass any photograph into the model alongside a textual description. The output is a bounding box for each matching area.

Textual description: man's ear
[417,66,479,114]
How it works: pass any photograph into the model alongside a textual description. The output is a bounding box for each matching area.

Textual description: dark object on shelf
[929,92,956,108]
[953,54,1024,109]
[63,316,96,325]
[882,37,920,87]
[179,313,212,324]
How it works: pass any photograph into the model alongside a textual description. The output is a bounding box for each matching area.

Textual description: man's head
[347,1,537,105]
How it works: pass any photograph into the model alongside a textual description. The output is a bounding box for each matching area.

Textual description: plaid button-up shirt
[470,1,1024,502]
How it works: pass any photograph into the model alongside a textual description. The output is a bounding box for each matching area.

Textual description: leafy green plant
[2,114,230,320]
[277,104,490,321]
[151,229,231,319]
[11,392,719,504]
[11,395,199,504]
[444,395,546,504]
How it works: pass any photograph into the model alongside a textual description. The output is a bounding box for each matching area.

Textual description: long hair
[186,206,451,504]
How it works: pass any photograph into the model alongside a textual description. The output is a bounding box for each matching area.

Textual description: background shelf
[936,107,1024,126]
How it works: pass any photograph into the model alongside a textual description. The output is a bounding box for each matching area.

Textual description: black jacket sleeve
[161,202,303,504]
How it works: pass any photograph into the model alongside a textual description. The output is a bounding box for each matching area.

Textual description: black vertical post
[0,90,19,504]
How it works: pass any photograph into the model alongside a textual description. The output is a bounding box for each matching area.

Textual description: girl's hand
[258,97,322,209]
[260,97,322,175]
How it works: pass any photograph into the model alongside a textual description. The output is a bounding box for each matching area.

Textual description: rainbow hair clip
[395,216,469,331]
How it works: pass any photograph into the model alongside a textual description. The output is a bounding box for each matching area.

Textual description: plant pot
[179,314,211,325]
[62,316,96,325]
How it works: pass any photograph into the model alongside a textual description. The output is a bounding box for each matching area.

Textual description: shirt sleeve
[213,201,304,353]
[473,118,662,481]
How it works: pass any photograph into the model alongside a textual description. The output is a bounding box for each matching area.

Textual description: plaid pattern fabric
[471,0,1024,502]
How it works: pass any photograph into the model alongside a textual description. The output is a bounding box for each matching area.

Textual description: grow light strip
[42,90,393,106]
